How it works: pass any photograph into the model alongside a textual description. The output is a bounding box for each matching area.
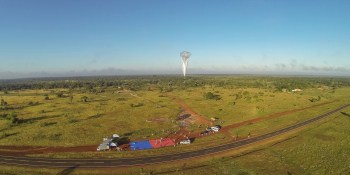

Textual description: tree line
[0,75,350,92]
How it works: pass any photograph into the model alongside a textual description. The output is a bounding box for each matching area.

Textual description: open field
[1,107,349,175]
[1,75,350,174]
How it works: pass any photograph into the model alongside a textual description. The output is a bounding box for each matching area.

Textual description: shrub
[56,92,64,98]
[50,133,62,140]
[7,112,19,124]
[0,99,7,106]
[81,96,88,102]
[40,122,57,127]
[204,92,221,100]
[130,103,144,108]
[116,98,127,101]
[68,117,78,123]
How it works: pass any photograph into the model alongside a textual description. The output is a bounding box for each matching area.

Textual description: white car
[210,126,221,132]
[180,139,191,144]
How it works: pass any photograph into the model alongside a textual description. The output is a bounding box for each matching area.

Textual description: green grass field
[0,76,350,174]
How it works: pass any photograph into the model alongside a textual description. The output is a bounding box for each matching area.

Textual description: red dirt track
[169,95,213,126]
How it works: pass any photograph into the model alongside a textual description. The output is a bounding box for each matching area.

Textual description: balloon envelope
[180,51,191,77]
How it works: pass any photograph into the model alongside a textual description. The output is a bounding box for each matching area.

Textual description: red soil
[168,94,213,126]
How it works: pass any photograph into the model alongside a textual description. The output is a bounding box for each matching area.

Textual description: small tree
[1,99,7,106]
[69,95,74,103]
[81,96,88,102]
[56,92,64,98]
[204,92,221,100]
[8,112,19,124]
[44,94,49,100]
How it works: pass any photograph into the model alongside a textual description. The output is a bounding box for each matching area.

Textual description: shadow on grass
[117,137,130,145]
[20,114,62,123]
[190,137,196,143]
[56,165,79,175]
[177,114,191,120]
[123,132,133,137]
[0,127,10,133]
[85,114,103,120]
[341,112,350,118]
[0,132,18,140]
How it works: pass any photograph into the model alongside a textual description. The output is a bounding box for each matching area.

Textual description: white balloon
[180,51,191,77]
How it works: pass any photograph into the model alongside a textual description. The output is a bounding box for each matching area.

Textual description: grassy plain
[1,109,350,175]
[0,75,350,174]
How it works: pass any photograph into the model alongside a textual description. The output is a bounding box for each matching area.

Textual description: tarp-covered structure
[130,140,153,150]
[149,138,175,148]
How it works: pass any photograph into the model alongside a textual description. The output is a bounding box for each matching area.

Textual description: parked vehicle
[180,139,191,144]
[210,125,221,132]
[97,136,117,151]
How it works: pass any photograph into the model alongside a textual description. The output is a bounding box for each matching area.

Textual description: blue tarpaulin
[130,140,153,150]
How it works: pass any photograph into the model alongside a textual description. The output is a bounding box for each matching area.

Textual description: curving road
[1,103,349,168]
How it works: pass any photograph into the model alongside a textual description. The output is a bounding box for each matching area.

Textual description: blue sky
[0,0,350,78]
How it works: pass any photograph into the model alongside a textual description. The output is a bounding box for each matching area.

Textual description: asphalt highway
[1,103,349,168]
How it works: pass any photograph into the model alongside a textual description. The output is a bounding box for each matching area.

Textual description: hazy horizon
[1,0,350,79]
[1,68,350,80]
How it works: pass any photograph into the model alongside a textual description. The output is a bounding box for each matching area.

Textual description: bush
[68,117,78,123]
[7,112,19,124]
[0,114,8,119]
[50,133,62,140]
[56,92,64,98]
[130,103,144,108]
[81,96,88,102]
[0,99,7,106]
[309,96,321,102]
[204,92,221,100]
[40,122,57,127]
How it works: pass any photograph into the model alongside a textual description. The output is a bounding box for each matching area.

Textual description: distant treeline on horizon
[1,75,350,92]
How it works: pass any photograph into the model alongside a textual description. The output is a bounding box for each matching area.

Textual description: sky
[0,0,350,79]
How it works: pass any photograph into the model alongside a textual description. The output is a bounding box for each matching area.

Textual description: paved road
[1,103,349,168]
